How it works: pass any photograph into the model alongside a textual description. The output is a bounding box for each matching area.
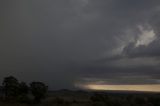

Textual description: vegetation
[2,76,19,98]
[0,76,160,106]
[0,76,48,103]
[0,90,160,106]
[30,82,48,103]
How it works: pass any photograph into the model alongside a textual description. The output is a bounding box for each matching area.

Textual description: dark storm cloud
[0,0,160,89]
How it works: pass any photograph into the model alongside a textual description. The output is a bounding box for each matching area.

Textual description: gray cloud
[0,0,160,89]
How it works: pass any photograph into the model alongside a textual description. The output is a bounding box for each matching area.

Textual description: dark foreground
[0,90,160,106]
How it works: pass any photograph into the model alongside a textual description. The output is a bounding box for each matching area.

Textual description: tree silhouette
[18,82,29,103]
[30,82,48,103]
[2,76,19,99]
[18,82,29,95]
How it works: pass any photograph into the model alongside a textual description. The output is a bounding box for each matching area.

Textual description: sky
[0,0,160,91]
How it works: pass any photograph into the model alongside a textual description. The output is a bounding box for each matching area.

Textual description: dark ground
[0,90,160,106]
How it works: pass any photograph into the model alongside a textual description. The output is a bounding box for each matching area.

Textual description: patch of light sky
[136,25,156,47]
[101,25,156,58]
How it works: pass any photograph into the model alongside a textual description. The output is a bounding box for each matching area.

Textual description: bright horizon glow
[77,84,160,92]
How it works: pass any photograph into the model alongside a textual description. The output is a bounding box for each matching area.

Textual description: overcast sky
[0,0,160,90]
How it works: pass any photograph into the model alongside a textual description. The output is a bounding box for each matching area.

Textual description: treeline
[0,76,48,103]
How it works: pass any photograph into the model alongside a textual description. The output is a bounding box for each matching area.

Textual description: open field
[0,90,160,106]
